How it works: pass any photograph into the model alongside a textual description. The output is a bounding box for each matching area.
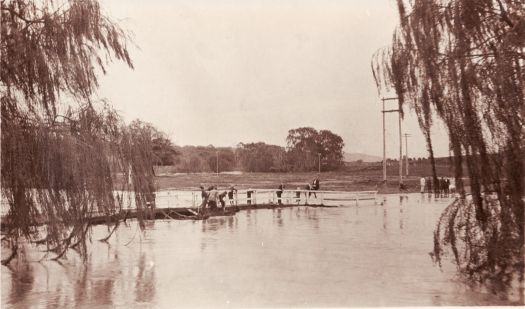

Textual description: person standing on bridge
[208,186,219,210]
[218,190,228,208]
[277,183,284,205]
[200,185,207,200]
[247,189,254,205]
[295,187,301,204]
[311,176,320,198]
[228,185,237,205]
[198,185,209,213]
[313,175,320,190]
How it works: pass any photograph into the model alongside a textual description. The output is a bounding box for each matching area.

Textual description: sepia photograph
[1,0,524,307]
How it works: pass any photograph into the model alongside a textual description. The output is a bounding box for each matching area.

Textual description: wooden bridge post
[306,190,309,205]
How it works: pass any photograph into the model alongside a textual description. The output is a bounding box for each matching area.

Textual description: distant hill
[343,152,382,162]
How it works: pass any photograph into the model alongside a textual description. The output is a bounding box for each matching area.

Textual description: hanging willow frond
[372,0,524,294]
[1,0,154,265]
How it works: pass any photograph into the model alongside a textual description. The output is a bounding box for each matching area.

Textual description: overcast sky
[98,0,450,158]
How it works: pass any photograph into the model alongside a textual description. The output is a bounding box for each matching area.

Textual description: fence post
[320,192,324,205]
[355,192,359,206]
[306,190,309,205]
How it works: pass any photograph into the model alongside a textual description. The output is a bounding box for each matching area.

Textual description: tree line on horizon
[151,127,345,173]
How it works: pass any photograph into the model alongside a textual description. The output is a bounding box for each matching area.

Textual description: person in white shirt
[449,178,456,194]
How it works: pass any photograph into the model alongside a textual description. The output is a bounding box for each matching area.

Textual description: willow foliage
[372,0,524,294]
[1,0,154,265]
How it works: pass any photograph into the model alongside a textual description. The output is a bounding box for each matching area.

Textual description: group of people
[199,185,237,211]
[420,176,456,197]
[199,176,321,209]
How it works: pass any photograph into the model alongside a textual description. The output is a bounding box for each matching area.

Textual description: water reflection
[399,195,405,231]
[134,252,156,303]
[272,208,283,227]
[202,217,228,233]
[227,216,235,231]
[93,278,115,305]
[8,261,34,304]
[383,207,388,232]
[73,265,88,306]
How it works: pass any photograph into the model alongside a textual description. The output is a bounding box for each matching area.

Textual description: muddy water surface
[1,194,518,307]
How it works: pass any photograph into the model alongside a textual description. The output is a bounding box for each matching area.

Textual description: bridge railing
[154,189,378,208]
[0,189,378,217]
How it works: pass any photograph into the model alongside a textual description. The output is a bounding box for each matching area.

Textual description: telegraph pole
[381,97,402,184]
[398,105,403,184]
[404,133,411,176]
[382,99,386,181]
[318,153,321,173]
[216,151,219,176]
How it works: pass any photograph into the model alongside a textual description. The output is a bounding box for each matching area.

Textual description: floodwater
[1,193,519,308]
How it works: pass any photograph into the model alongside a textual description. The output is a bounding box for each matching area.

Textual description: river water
[1,193,519,307]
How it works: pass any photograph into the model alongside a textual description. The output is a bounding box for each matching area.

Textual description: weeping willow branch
[1,1,156,266]
[372,0,524,293]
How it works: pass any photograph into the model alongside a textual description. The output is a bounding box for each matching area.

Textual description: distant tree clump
[170,145,235,173]
[236,142,286,172]
[372,0,524,295]
[286,127,344,171]
[150,130,180,166]
[1,0,154,265]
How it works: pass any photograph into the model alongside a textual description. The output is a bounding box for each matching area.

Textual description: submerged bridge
[0,189,378,228]
[154,188,378,209]
[100,189,379,223]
